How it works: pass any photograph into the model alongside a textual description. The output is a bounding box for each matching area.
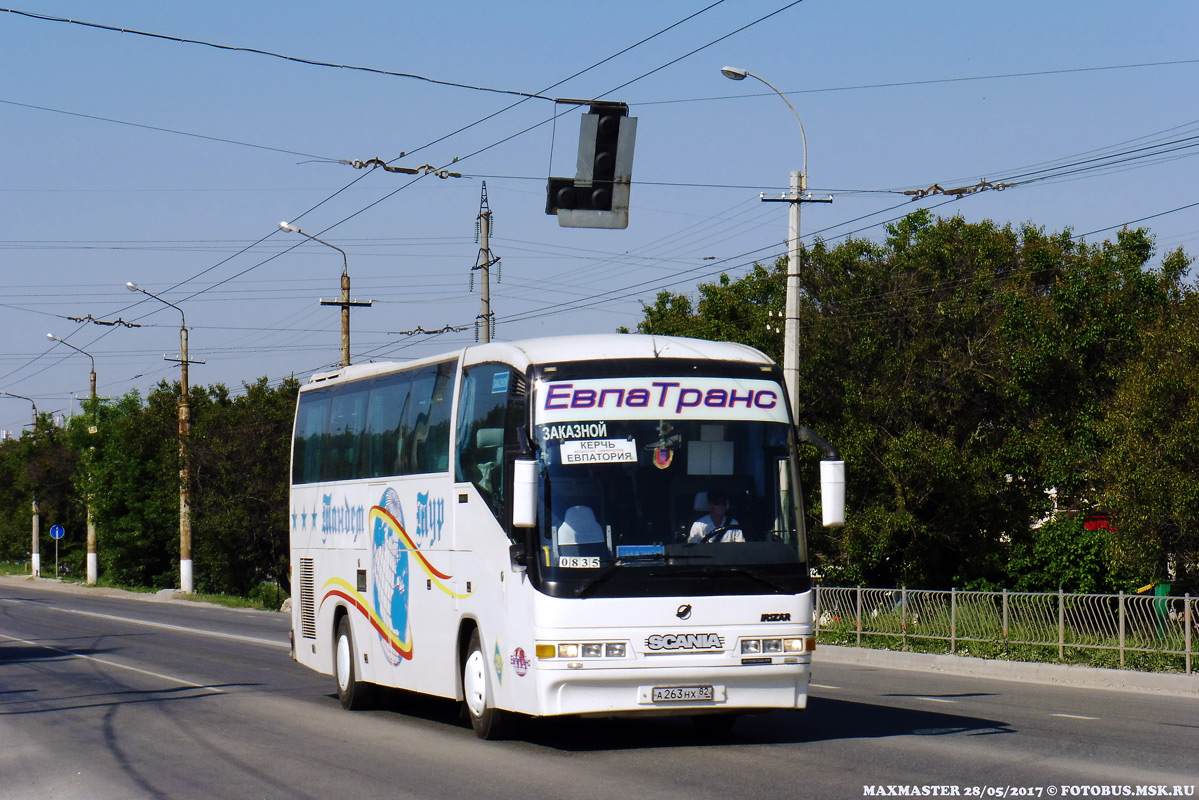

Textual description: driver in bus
[688,489,744,543]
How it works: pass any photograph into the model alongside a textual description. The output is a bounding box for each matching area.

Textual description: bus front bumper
[531,660,811,718]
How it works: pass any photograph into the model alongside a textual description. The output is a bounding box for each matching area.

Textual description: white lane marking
[810,683,840,690]
[913,696,956,703]
[1052,713,1100,720]
[0,632,224,693]
[34,605,288,649]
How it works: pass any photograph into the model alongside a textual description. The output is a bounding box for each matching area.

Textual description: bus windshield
[530,373,809,598]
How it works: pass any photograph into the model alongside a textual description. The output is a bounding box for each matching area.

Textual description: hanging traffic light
[546,102,637,229]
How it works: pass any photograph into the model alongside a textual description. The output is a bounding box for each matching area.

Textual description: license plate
[651,685,714,702]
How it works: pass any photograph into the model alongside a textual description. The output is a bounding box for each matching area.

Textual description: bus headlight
[536,642,628,660]
[744,638,807,655]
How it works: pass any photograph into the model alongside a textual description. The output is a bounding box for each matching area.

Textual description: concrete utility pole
[280,222,372,367]
[47,333,99,585]
[473,182,499,343]
[1,392,40,577]
[721,66,832,421]
[126,283,203,594]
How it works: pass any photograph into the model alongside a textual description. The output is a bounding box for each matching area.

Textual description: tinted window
[404,362,455,474]
[456,364,518,519]
[326,382,369,481]
[363,371,412,478]
[292,388,331,484]
[291,360,458,484]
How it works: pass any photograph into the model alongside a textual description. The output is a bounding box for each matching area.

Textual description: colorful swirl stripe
[320,577,412,659]
[369,505,472,598]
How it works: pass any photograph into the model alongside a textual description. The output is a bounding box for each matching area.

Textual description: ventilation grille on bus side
[299,558,317,640]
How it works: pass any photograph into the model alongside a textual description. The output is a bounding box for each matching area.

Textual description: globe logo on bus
[371,488,411,664]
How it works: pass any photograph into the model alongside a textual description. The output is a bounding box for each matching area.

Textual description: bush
[248,580,289,611]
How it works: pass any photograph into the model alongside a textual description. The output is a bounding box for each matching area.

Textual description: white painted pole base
[87,553,98,585]
[180,559,193,594]
[31,553,40,578]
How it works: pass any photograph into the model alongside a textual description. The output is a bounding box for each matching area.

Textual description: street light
[280,221,372,367]
[125,282,197,594]
[47,333,99,585]
[721,65,829,422]
[1,391,40,577]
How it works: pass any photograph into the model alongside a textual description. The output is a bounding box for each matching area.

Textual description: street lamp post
[47,333,99,585]
[125,283,198,594]
[1,392,40,577]
[280,222,372,367]
[721,66,831,422]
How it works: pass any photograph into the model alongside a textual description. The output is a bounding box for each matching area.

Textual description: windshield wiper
[573,553,709,598]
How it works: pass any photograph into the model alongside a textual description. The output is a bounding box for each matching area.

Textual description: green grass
[184,591,288,611]
[0,565,289,612]
[816,629,1193,673]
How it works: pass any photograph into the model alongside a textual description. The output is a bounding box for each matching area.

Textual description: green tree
[624,261,785,362]
[1097,278,1199,586]
[80,388,179,588]
[627,211,1192,590]
[189,377,298,595]
[1007,516,1123,593]
[0,417,85,572]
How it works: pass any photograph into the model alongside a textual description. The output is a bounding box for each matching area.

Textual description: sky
[2,0,1197,433]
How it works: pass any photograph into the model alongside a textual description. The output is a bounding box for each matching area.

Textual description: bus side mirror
[820,460,845,528]
[513,458,538,528]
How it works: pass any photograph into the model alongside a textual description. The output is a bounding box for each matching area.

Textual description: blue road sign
[50,524,65,540]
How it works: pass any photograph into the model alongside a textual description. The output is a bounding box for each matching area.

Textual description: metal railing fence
[814,586,1196,675]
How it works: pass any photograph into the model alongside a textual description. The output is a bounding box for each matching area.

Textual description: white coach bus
[289,334,844,738]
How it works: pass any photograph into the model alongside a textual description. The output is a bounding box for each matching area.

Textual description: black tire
[462,628,508,739]
[334,615,375,710]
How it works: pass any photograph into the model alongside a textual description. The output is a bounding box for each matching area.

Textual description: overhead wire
[194,0,810,378]
[11,1,1193,397]
[0,7,554,101]
[638,58,1199,105]
[3,0,762,395]
[0,98,339,162]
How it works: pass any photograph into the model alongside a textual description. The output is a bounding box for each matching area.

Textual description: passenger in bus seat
[688,490,744,543]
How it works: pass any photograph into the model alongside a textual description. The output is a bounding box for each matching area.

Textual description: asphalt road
[2,577,1196,800]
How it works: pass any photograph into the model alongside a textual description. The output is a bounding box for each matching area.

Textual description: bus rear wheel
[335,615,375,710]
[463,629,508,739]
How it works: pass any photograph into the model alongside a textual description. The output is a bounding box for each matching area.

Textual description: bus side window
[362,371,411,479]
[402,361,456,474]
[455,364,516,521]
[293,389,331,484]
[423,362,455,472]
[325,383,369,482]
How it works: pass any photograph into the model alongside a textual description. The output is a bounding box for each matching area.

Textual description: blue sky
[2,0,1197,431]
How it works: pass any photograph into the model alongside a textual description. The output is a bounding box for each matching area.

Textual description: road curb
[0,574,282,614]
[816,643,1199,697]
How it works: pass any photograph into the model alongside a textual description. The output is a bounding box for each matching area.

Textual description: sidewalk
[817,642,1199,697]
[4,572,1196,696]
[0,573,277,612]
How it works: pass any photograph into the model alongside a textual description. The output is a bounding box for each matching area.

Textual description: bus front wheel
[463,629,508,739]
[335,615,375,710]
